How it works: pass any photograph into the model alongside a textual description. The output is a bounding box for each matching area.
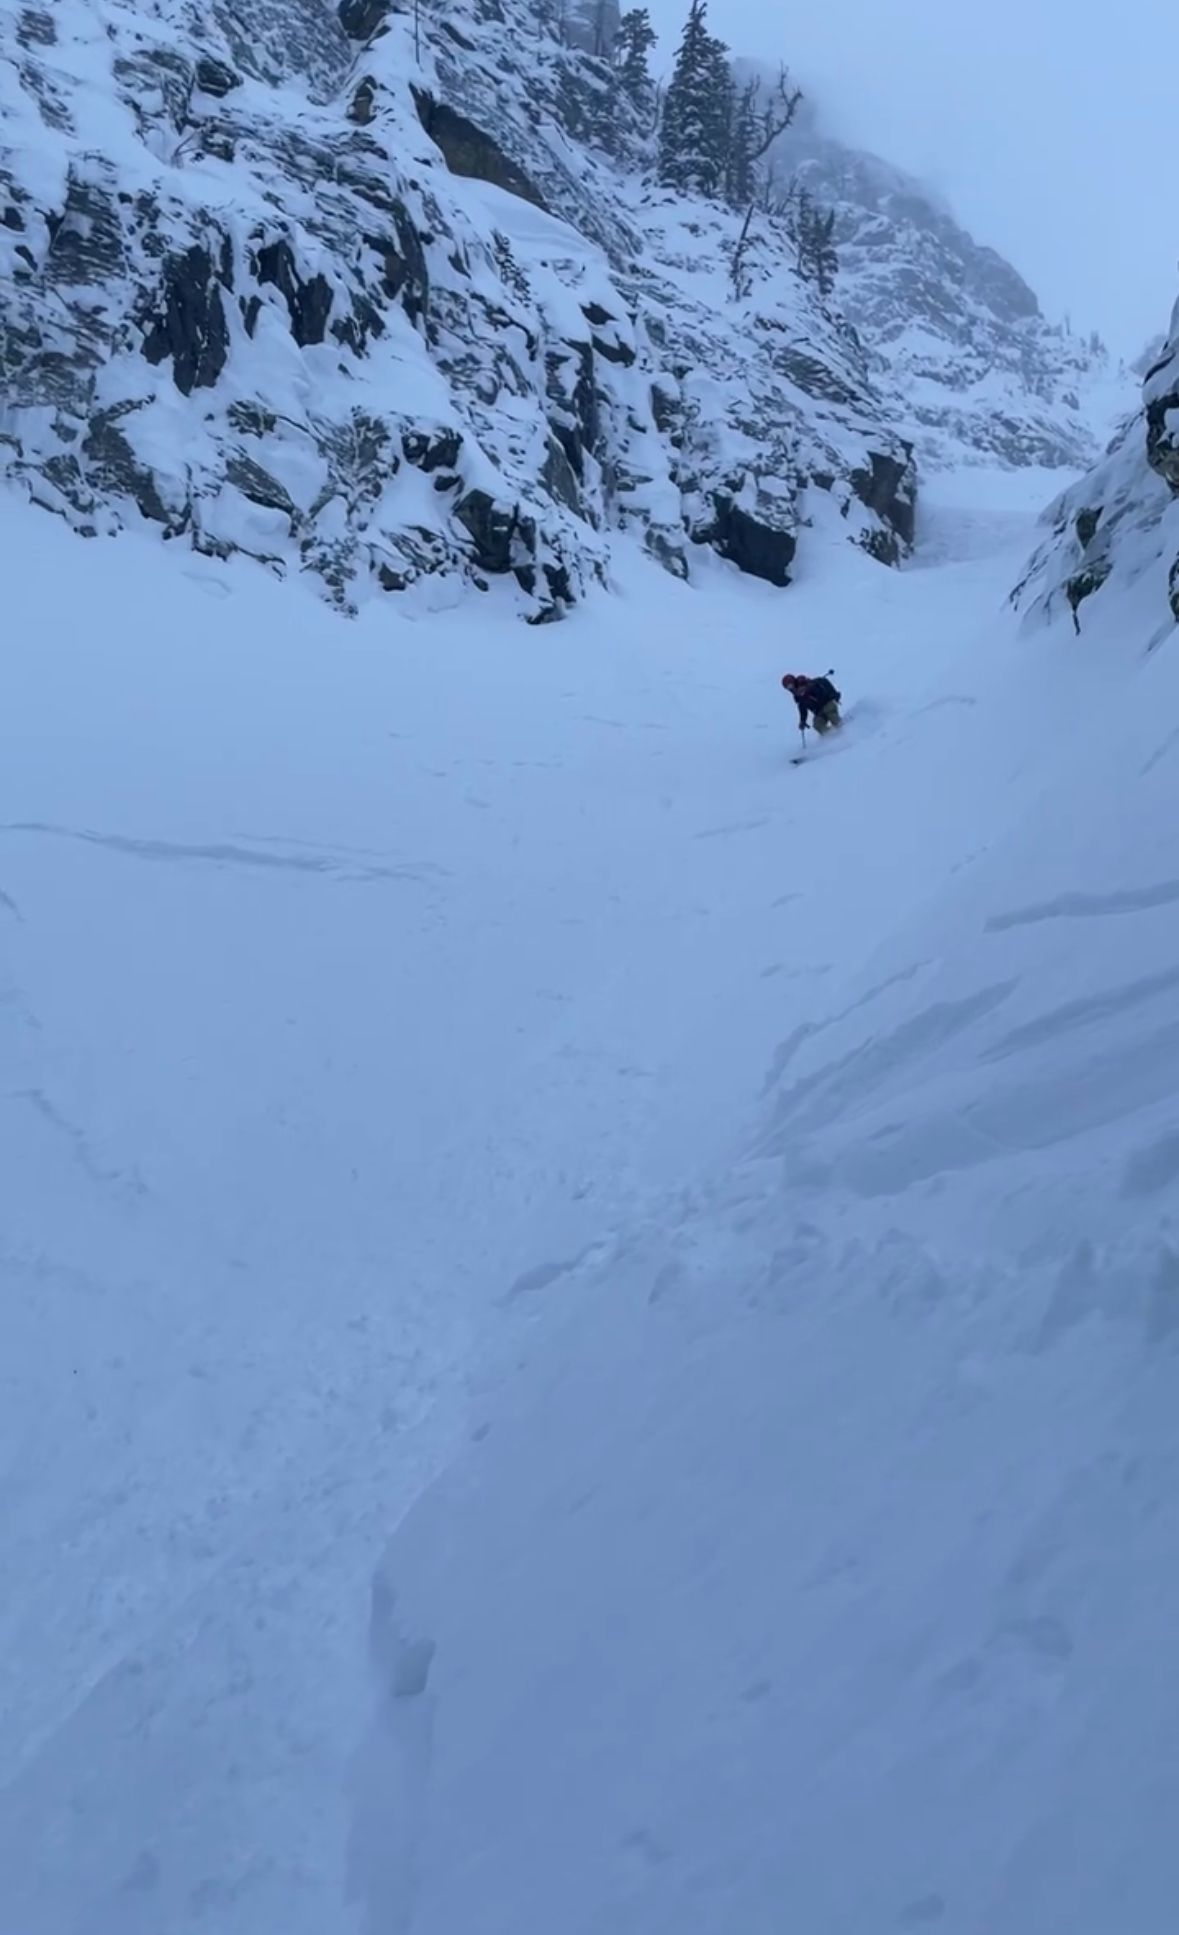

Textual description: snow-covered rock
[0,0,916,616]
[1012,294,1179,638]
[0,0,1112,617]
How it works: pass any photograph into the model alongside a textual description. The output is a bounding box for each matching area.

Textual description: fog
[643,0,1175,357]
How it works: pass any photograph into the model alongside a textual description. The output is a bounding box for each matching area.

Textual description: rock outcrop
[1012,297,1179,636]
[0,0,1102,618]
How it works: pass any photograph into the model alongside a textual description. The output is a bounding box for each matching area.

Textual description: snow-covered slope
[1014,293,1179,639]
[346,490,1179,1930]
[775,121,1120,473]
[7,434,1179,1929]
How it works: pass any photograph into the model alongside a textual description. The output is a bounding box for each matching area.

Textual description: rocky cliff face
[772,121,1115,474]
[0,0,1100,618]
[1012,296,1179,639]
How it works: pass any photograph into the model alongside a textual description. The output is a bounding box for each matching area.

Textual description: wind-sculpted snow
[345,472,1179,1935]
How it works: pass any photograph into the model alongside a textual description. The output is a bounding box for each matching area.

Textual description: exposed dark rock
[848,447,916,549]
[140,244,230,396]
[82,408,174,525]
[541,434,582,513]
[590,329,635,368]
[364,207,430,326]
[546,339,598,481]
[645,527,689,579]
[707,494,796,588]
[18,56,72,132]
[1065,561,1112,633]
[412,89,548,211]
[349,78,377,124]
[195,56,242,98]
[1145,359,1179,493]
[339,0,391,39]
[45,170,125,294]
[768,343,860,408]
[368,522,453,596]
[36,450,90,514]
[455,488,533,575]
[227,400,277,437]
[226,454,299,521]
[649,381,681,440]
[856,526,902,567]
[17,8,56,47]
[332,292,385,355]
[402,427,463,472]
[198,124,237,162]
[543,559,573,605]
[254,239,334,347]
[1075,506,1102,550]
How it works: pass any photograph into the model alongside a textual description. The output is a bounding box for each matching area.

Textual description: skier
[782,671,842,735]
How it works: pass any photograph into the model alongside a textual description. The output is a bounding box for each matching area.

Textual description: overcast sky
[643,0,1175,357]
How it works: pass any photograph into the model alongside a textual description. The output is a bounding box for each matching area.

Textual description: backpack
[807,676,839,708]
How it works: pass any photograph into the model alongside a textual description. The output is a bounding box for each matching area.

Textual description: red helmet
[781,674,803,690]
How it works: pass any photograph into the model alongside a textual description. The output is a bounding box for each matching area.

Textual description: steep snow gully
[4,454,1179,1933]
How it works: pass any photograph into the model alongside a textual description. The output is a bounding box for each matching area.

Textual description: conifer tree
[616,7,657,110]
[794,189,839,300]
[726,78,758,207]
[658,0,732,199]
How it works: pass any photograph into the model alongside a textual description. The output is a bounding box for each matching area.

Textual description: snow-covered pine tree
[726,79,758,207]
[812,205,839,299]
[794,190,839,300]
[704,31,735,194]
[616,7,657,114]
[658,0,732,200]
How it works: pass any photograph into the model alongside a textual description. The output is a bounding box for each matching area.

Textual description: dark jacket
[793,675,840,727]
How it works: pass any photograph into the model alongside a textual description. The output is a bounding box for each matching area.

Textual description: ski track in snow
[0,822,443,884]
[5,469,1179,1932]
